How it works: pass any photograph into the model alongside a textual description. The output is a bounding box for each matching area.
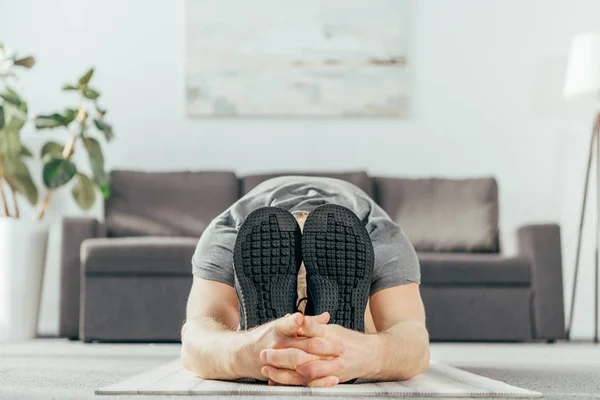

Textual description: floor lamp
[564,32,600,342]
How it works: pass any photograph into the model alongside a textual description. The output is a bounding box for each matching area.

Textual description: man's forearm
[367,320,430,381]
[181,317,256,380]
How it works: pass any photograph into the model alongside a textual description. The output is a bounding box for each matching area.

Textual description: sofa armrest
[517,224,566,340]
[59,217,105,338]
[79,237,196,342]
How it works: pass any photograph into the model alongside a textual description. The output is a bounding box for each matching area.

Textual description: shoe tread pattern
[233,207,301,330]
[302,204,374,332]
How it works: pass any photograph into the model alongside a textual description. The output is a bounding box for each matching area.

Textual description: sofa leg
[547,339,557,344]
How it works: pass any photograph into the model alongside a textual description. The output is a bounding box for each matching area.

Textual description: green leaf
[82,87,100,100]
[78,68,94,85]
[2,153,21,175]
[2,100,28,132]
[93,119,114,142]
[3,93,28,113]
[82,137,108,189]
[0,130,21,153]
[7,175,38,205]
[96,106,107,117]
[40,141,64,158]
[62,108,78,125]
[99,183,111,199]
[62,84,79,91]
[20,145,33,158]
[3,156,38,205]
[71,172,96,210]
[35,113,69,129]
[0,88,23,106]
[13,56,35,69]
[42,154,77,189]
[0,105,4,130]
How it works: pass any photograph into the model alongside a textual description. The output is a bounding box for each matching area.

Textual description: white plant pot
[38,222,62,336]
[0,219,49,342]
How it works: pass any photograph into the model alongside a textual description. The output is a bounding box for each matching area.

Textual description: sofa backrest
[375,177,500,253]
[241,171,374,198]
[104,170,239,237]
[103,170,500,252]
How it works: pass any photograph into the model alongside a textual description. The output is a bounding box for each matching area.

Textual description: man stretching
[181,176,430,387]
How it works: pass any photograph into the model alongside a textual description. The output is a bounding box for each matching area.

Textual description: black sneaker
[301,204,374,332]
[233,207,302,330]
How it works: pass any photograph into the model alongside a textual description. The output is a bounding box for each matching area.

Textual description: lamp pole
[566,112,600,343]
[594,113,600,343]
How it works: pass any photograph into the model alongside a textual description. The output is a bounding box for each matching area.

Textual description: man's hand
[242,312,343,384]
[297,317,380,383]
[258,312,346,387]
[261,313,379,385]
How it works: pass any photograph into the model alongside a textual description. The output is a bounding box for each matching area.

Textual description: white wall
[1,0,599,339]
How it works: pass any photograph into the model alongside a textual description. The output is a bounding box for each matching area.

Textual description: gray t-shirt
[192,176,420,296]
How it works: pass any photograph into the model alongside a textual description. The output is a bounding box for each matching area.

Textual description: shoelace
[296,297,308,313]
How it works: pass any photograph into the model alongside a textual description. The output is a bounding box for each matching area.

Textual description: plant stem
[0,179,10,217]
[37,191,52,220]
[9,183,19,218]
[62,134,77,158]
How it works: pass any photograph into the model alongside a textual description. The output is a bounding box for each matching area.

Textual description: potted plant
[33,68,115,338]
[0,44,114,341]
[0,43,44,341]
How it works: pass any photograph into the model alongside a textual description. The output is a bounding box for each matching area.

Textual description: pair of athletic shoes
[233,204,374,333]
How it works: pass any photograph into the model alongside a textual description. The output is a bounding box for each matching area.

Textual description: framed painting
[185,0,412,117]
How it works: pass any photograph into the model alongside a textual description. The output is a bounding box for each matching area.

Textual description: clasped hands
[249,312,377,387]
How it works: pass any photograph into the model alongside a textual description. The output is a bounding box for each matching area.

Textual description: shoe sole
[233,207,302,330]
[302,204,374,332]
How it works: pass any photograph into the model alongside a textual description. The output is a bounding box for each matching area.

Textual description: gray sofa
[58,170,566,342]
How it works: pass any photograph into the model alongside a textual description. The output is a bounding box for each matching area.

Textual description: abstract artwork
[185,0,412,117]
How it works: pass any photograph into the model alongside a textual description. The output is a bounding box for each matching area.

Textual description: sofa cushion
[375,177,499,252]
[241,171,374,198]
[419,252,531,285]
[81,237,197,275]
[105,170,239,237]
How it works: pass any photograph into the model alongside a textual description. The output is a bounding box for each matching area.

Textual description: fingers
[261,366,306,386]
[301,314,328,338]
[268,375,340,388]
[274,312,303,337]
[282,336,344,356]
[260,348,320,369]
[307,337,344,356]
[312,312,330,325]
[295,358,345,381]
[297,312,328,337]
[307,376,340,388]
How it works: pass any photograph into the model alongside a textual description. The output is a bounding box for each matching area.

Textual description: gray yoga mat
[96,360,542,397]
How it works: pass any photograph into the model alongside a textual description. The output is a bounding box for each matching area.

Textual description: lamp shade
[564,33,600,98]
